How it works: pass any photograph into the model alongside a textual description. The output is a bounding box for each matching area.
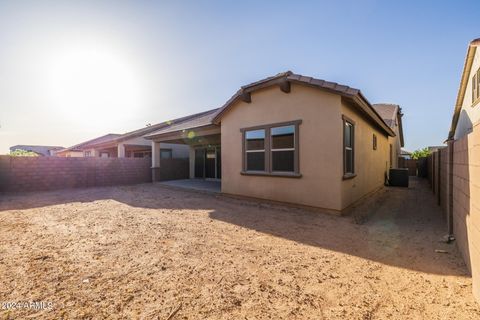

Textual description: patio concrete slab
[159,179,221,193]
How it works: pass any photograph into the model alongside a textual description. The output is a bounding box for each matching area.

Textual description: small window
[372,134,377,150]
[160,149,172,159]
[245,129,265,171]
[473,73,478,103]
[271,125,295,172]
[84,151,91,157]
[100,152,109,158]
[473,68,480,104]
[343,116,355,176]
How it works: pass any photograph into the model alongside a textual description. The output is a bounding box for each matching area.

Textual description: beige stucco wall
[455,48,480,140]
[220,84,344,211]
[340,102,390,209]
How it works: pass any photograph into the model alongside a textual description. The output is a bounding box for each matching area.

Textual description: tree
[9,149,39,157]
[411,147,430,160]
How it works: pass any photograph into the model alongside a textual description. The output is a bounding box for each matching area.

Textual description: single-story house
[56,117,199,159]
[372,103,404,168]
[56,134,122,157]
[145,71,399,212]
[9,145,64,156]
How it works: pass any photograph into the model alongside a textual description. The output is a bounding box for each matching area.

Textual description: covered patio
[145,108,222,182]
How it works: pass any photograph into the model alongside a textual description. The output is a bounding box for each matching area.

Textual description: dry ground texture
[0,178,479,319]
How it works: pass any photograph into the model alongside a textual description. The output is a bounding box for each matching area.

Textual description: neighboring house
[400,149,412,159]
[427,146,447,153]
[9,145,64,156]
[372,103,404,169]
[57,121,193,159]
[81,122,191,159]
[449,38,480,140]
[56,134,122,157]
[446,38,480,301]
[145,71,398,212]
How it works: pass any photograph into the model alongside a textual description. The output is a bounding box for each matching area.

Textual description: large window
[242,120,301,177]
[343,115,355,178]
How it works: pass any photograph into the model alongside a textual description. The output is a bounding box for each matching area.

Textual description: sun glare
[46,45,145,126]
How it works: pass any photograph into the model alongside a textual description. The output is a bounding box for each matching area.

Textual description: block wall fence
[428,122,480,302]
[0,156,189,193]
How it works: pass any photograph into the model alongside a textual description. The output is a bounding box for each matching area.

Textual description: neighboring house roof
[372,103,405,147]
[212,71,395,137]
[400,149,411,156]
[448,38,480,140]
[143,108,220,139]
[57,133,121,153]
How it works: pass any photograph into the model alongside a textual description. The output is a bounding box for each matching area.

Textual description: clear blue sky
[0,0,478,153]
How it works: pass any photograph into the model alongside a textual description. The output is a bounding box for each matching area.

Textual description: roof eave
[448,39,479,140]
[349,95,396,137]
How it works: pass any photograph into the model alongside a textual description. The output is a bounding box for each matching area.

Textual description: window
[160,149,172,159]
[473,68,480,104]
[271,125,295,172]
[343,115,355,177]
[84,151,91,157]
[100,152,109,158]
[242,120,301,176]
[245,129,265,171]
[372,134,377,150]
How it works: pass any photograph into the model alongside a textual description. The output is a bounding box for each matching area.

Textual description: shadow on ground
[0,177,467,276]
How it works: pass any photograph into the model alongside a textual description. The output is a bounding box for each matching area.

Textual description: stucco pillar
[117,143,126,158]
[189,146,195,179]
[151,141,161,182]
[93,149,100,157]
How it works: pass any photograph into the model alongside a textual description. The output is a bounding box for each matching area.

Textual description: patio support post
[151,141,161,182]
[117,143,126,158]
[189,146,195,179]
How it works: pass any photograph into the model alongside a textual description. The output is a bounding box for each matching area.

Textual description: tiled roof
[144,108,219,138]
[212,71,395,137]
[371,104,399,129]
[58,133,121,153]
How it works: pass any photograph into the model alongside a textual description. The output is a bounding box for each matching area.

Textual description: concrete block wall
[0,156,152,192]
[452,124,480,301]
[426,122,480,301]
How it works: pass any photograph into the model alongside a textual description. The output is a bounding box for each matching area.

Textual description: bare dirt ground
[0,178,479,319]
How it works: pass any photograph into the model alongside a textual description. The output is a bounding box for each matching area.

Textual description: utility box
[389,168,409,187]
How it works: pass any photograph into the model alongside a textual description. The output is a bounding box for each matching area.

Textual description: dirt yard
[0,178,479,319]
